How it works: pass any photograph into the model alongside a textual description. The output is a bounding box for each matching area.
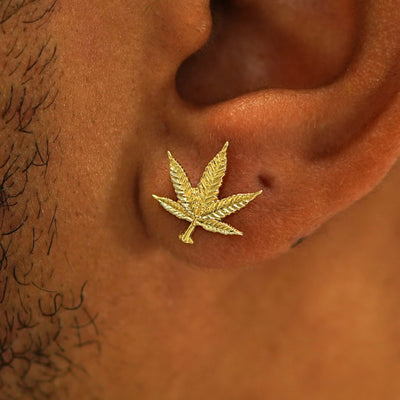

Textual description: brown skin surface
[4,0,400,398]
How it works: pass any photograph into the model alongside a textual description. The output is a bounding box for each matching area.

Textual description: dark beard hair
[0,2,100,399]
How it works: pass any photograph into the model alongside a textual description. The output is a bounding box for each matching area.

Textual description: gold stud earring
[152,142,262,244]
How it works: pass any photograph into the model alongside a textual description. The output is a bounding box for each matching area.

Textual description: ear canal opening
[176,0,359,105]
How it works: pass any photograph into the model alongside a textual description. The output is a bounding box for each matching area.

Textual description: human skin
[1,0,400,399]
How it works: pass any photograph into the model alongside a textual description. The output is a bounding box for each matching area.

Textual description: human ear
[139,0,400,269]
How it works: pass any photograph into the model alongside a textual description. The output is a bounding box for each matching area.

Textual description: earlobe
[140,0,400,269]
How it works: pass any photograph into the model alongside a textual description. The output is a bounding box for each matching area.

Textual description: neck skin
[73,159,400,400]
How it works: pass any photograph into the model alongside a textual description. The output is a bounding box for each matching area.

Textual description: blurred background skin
[1,0,400,399]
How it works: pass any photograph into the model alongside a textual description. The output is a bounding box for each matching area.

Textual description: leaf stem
[179,220,197,244]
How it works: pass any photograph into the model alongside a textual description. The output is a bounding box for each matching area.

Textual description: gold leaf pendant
[152,142,262,244]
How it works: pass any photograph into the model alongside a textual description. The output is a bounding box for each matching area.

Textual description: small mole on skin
[292,237,306,248]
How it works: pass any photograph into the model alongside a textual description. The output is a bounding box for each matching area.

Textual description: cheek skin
[43,2,173,398]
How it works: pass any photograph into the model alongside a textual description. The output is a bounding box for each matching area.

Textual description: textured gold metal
[152,142,262,244]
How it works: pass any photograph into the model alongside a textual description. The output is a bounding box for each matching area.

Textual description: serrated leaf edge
[203,190,262,220]
[198,219,243,236]
[198,142,228,206]
[152,195,193,222]
[167,151,193,211]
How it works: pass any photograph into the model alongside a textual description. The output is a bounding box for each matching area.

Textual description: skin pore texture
[1,0,400,399]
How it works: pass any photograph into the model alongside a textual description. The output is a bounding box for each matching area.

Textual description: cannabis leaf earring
[152,142,262,244]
